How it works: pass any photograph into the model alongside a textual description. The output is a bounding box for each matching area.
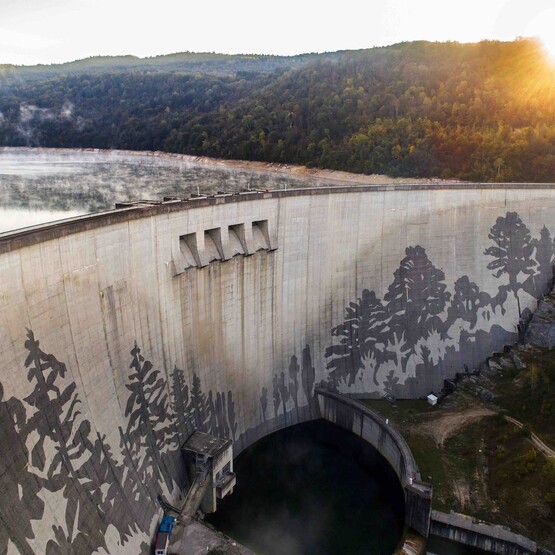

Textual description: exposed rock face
[525,292,555,348]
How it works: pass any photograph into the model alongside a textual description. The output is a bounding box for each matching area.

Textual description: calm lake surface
[206,420,405,555]
[0,148,312,233]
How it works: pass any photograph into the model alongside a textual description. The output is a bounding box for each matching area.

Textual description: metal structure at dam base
[1,183,555,554]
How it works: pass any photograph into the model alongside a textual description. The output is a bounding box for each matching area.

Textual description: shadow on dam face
[205,419,405,555]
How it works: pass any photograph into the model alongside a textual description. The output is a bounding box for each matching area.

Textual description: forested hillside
[1,40,554,182]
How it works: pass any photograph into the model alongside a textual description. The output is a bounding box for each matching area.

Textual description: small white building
[427,393,438,406]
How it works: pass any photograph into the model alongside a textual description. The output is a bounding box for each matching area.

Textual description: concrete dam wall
[1,184,555,554]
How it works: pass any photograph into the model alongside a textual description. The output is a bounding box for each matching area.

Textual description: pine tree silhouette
[0,380,44,555]
[169,369,236,441]
[288,355,300,421]
[190,373,208,431]
[215,392,230,438]
[260,387,268,422]
[278,371,290,422]
[227,391,238,440]
[94,432,141,541]
[170,365,195,443]
[325,289,390,386]
[23,330,110,554]
[301,345,317,415]
[120,342,175,497]
[272,374,281,420]
[384,246,450,371]
[206,391,218,435]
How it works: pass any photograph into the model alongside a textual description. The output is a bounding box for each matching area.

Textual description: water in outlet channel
[206,420,405,555]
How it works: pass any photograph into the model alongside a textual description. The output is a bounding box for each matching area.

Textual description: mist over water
[0,149,313,233]
[206,420,405,555]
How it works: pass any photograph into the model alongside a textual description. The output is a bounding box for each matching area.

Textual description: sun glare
[526,8,555,62]
[537,35,555,63]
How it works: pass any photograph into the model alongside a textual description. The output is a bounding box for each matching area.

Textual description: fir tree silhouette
[288,355,300,421]
[325,289,390,386]
[260,387,268,422]
[0,380,44,555]
[300,345,317,415]
[94,432,141,542]
[215,392,230,438]
[120,342,175,498]
[169,368,237,441]
[190,373,208,431]
[227,391,238,440]
[170,365,195,443]
[206,391,218,435]
[272,374,281,420]
[22,330,112,554]
[278,371,290,423]
[484,211,535,316]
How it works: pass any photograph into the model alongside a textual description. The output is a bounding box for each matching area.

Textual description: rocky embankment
[525,292,555,348]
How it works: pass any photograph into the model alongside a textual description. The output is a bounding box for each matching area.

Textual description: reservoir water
[0,148,316,233]
[0,147,439,234]
[206,420,405,555]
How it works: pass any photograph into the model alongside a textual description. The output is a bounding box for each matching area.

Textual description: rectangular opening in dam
[179,232,201,268]
[204,228,224,262]
[252,220,271,251]
[228,224,247,256]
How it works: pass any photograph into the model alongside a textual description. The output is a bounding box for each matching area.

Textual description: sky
[1,0,555,66]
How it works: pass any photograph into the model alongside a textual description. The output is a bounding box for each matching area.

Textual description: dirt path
[505,416,555,458]
[412,407,495,447]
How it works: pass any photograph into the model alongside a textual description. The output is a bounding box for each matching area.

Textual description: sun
[525,8,555,62]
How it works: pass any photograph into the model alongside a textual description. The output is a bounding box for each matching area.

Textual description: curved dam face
[1,184,554,553]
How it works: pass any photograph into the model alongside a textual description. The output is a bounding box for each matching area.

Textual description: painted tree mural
[325,289,390,386]
[523,225,555,297]
[227,391,238,441]
[2,330,144,554]
[170,365,194,444]
[447,276,492,330]
[484,211,535,316]
[119,342,176,497]
[384,246,451,370]
[1,210,554,553]
[0,381,44,555]
[168,364,238,443]
[0,329,244,554]
[23,330,110,554]
[288,355,300,421]
[301,344,318,416]
[260,386,268,422]
[326,212,555,393]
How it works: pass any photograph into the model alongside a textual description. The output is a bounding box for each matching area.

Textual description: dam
[1,173,555,553]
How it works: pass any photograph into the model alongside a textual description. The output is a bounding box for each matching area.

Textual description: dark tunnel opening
[205,419,406,555]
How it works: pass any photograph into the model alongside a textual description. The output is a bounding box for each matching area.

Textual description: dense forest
[0,40,554,182]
